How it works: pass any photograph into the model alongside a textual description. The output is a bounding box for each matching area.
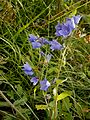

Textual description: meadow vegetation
[0,0,90,120]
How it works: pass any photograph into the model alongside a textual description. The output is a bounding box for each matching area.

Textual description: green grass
[0,0,90,120]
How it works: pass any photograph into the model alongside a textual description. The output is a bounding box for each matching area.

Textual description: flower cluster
[23,15,81,91]
[28,34,49,49]
[29,34,63,51]
[22,62,50,91]
[22,62,34,76]
[55,15,81,37]
[49,40,63,51]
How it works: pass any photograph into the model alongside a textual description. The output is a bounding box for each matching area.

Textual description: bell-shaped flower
[73,15,81,25]
[30,77,39,85]
[55,15,81,38]
[28,34,38,42]
[28,34,49,49]
[32,41,42,48]
[49,40,63,51]
[40,79,50,91]
[22,62,34,76]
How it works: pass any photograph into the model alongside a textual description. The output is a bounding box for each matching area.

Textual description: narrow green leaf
[57,91,72,101]
[56,79,67,85]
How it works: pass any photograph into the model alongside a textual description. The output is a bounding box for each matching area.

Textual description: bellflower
[40,51,45,56]
[28,34,38,42]
[65,18,75,31]
[55,21,75,37]
[38,38,49,45]
[55,15,81,37]
[46,54,53,63]
[32,41,42,48]
[22,62,34,76]
[30,77,39,85]
[49,40,63,51]
[40,79,50,91]
[28,34,49,49]
[73,15,81,25]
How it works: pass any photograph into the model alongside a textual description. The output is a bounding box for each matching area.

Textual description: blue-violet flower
[49,40,63,51]
[73,15,81,25]
[40,79,50,91]
[28,34,38,42]
[30,77,38,85]
[22,62,34,76]
[55,15,81,37]
[46,54,53,63]
[28,34,49,49]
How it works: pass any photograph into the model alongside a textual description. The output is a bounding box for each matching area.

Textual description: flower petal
[29,34,38,42]
[40,79,50,91]
[31,77,38,85]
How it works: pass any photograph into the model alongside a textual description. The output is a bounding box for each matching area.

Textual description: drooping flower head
[45,54,53,63]
[55,15,81,38]
[28,34,49,49]
[32,41,42,48]
[22,62,34,76]
[40,79,50,91]
[49,40,63,51]
[28,34,38,42]
[40,51,45,56]
[38,38,49,45]
[30,77,39,85]
[73,15,81,25]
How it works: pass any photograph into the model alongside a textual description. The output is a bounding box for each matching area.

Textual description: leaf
[35,105,48,110]
[14,96,27,106]
[16,84,23,96]
[7,90,14,100]
[48,67,58,74]
[57,91,72,101]
[62,97,72,111]
[86,112,90,119]
[56,79,67,85]
[87,71,90,77]
[0,76,6,80]
[83,15,90,24]
[0,70,4,75]
[69,9,77,17]
[62,112,73,120]
[0,102,10,107]
[49,101,55,108]
[78,72,86,79]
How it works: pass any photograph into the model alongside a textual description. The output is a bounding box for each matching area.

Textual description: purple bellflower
[40,51,45,56]
[49,40,63,51]
[46,54,53,63]
[40,79,50,91]
[22,62,34,76]
[30,77,38,85]
[29,34,38,42]
[32,41,42,48]
[28,34,49,49]
[40,51,52,63]
[73,15,81,25]
[38,38,49,45]
[55,15,81,37]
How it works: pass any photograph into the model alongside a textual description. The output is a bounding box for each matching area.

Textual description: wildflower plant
[22,15,81,120]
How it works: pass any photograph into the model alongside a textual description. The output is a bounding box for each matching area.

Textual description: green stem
[54,86,58,120]
[0,90,27,120]
[3,81,39,120]
[43,91,51,120]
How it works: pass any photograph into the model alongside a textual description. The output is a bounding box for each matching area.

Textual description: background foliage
[0,0,90,120]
